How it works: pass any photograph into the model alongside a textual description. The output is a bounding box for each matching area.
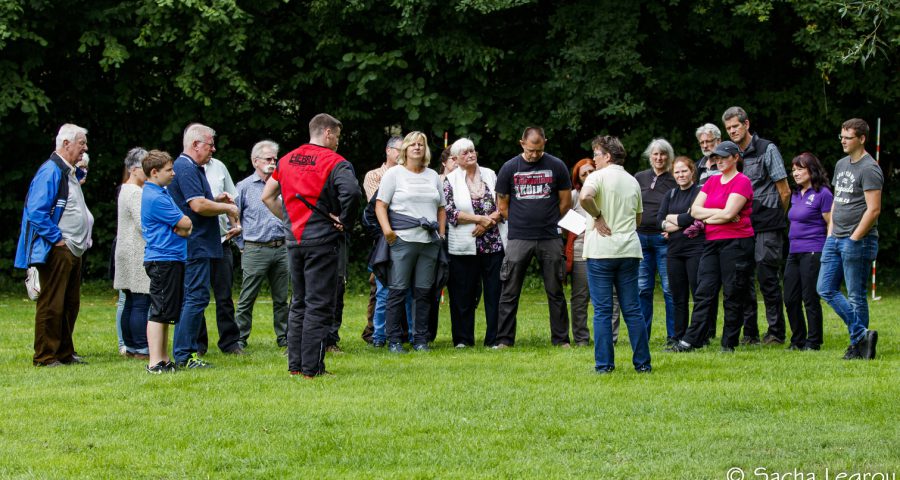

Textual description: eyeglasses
[458,150,477,157]
[838,135,857,141]
[256,156,277,162]
[196,140,215,148]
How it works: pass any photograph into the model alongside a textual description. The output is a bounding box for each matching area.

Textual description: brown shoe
[557,342,571,349]
[325,345,343,354]
[225,347,246,355]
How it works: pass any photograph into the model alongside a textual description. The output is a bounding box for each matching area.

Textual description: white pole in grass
[872,117,881,301]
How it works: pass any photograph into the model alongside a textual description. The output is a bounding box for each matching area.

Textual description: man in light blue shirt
[234,140,289,349]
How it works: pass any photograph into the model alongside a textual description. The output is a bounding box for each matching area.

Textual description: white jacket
[445,166,507,255]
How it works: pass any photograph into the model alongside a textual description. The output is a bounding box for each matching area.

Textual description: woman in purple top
[784,153,832,350]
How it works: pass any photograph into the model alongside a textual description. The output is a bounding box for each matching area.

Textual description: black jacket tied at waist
[368,210,448,289]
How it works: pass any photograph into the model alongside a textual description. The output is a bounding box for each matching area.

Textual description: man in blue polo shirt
[166,123,240,369]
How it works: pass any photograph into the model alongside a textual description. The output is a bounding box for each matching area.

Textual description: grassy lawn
[0,287,897,479]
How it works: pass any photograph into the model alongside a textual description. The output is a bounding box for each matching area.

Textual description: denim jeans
[638,233,674,339]
[373,278,413,343]
[586,258,651,371]
[817,235,878,345]
[173,257,211,363]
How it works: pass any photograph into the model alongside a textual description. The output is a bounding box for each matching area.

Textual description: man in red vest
[261,113,361,378]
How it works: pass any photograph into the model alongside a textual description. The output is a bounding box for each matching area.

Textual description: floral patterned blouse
[443,179,504,255]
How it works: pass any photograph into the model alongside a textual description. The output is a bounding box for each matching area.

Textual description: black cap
[710,141,741,158]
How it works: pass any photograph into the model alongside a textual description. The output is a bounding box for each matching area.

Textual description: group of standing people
[14,108,883,376]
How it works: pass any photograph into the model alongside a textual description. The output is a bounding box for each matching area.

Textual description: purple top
[787,187,833,253]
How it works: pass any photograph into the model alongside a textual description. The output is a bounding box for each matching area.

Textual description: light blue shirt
[235,173,285,249]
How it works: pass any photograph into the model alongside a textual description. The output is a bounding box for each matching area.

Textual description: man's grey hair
[55,123,88,150]
[642,138,675,169]
[722,106,749,124]
[183,123,215,151]
[123,147,149,171]
[386,135,403,150]
[695,123,721,141]
[450,137,475,156]
[251,140,279,160]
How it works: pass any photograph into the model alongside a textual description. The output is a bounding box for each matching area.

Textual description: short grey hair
[183,123,215,151]
[386,135,403,150]
[642,138,675,169]
[55,123,88,150]
[123,147,149,171]
[449,137,475,156]
[695,123,721,140]
[722,106,749,124]
[251,140,279,160]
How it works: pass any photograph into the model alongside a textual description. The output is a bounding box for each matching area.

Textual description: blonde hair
[397,131,432,166]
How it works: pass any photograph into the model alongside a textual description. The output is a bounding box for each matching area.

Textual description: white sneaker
[455,343,467,349]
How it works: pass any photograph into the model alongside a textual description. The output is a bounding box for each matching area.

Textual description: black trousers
[496,239,570,346]
[286,243,339,376]
[666,251,700,341]
[198,242,242,353]
[784,252,824,348]
[684,237,755,348]
[743,230,786,340]
[326,277,345,346]
[448,252,503,347]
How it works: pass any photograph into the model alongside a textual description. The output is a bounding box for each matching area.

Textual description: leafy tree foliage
[1,0,896,279]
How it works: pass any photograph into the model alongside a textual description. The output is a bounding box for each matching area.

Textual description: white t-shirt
[377,165,445,243]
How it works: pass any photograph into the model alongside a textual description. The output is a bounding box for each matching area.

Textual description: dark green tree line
[1,0,896,281]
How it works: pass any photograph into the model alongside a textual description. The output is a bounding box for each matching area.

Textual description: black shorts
[144,261,185,325]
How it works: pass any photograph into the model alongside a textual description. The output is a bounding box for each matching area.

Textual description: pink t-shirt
[700,173,754,240]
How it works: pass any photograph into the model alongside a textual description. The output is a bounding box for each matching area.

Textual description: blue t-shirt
[166,154,222,259]
[142,182,187,262]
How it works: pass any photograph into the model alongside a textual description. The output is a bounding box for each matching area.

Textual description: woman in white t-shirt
[375,131,446,353]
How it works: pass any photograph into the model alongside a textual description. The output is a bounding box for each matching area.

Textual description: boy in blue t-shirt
[141,150,193,374]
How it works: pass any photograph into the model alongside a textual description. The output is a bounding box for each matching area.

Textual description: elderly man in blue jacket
[15,123,92,367]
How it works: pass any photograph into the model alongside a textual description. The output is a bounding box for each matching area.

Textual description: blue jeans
[587,258,651,371]
[638,233,674,339]
[173,258,211,363]
[373,278,413,343]
[817,235,878,345]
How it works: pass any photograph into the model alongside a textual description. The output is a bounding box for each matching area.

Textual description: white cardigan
[445,166,507,255]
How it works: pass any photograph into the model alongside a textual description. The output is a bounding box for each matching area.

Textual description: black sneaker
[741,336,761,345]
[668,340,695,353]
[412,343,430,352]
[165,361,177,372]
[388,342,407,354]
[842,344,863,360]
[146,361,169,374]
[859,330,878,359]
[595,366,615,375]
[786,344,803,351]
[721,346,735,353]
[372,340,386,348]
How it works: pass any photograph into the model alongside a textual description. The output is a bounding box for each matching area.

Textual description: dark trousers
[496,239,570,346]
[448,252,502,347]
[326,277,345,346]
[286,243,339,376]
[361,273,376,343]
[784,252,824,348]
[199,242,241,353]
[386,287,432,345]
[743,230,786,340]
[33,245,81,365]
[667,252,700,341]
[121,291,150,352]
[684,237,755,349]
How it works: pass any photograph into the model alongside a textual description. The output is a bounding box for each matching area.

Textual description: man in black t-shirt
[494,127,573,348]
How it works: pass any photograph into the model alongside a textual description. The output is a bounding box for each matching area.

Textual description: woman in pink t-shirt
[669,141,755,352]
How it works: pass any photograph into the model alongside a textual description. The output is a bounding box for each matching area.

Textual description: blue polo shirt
[167,153,222,259]
[141,182,187,262]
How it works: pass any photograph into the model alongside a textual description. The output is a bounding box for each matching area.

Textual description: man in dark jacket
[262,113,361,379]
[15,123,92,367]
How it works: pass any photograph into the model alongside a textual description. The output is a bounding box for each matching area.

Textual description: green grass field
[0,287,897,479]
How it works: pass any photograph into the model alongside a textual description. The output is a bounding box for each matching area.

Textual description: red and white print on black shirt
[513,170,553,200]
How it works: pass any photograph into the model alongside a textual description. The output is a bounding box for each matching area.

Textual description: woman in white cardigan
[114,147,151,358]
[443,138,506,347]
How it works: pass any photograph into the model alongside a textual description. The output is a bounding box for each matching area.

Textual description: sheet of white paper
[558,210,587,236]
